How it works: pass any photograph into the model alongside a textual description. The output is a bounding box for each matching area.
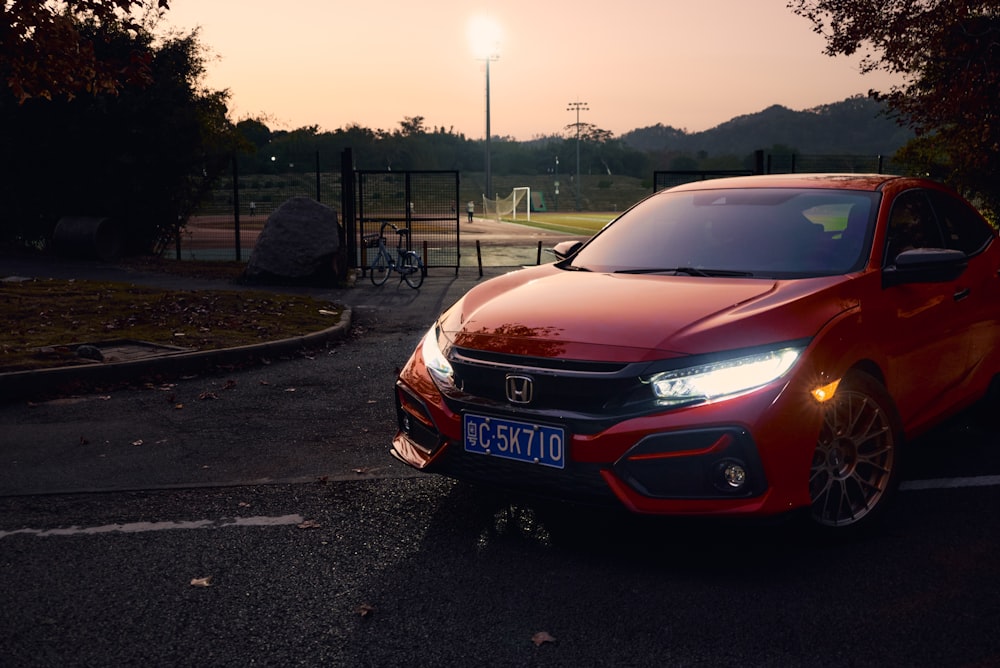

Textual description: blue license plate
[463,413,565,469]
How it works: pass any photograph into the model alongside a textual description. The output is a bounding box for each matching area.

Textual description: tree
[236,117,273,151]
[0,0,170,102]
[398,116,427,137]
[789,0,1000,217]
[0,13,239,254]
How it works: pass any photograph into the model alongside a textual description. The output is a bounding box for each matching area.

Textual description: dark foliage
[790,0,1000,218]
[0,18,240,253]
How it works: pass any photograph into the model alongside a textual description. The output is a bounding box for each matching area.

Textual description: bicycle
[363,222,425,289]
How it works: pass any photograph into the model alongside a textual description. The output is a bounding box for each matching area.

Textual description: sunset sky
[164,0,902,140]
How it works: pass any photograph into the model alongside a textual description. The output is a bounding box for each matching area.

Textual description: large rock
[243,197,345,284]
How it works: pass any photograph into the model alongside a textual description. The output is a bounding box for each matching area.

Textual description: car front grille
[447,347,656,424]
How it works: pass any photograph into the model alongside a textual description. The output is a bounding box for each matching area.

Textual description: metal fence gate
[356,170,460,274]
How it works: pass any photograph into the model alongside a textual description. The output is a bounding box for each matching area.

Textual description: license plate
[463,413,565,469]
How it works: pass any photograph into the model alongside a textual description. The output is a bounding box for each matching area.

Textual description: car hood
[441,265,856,363]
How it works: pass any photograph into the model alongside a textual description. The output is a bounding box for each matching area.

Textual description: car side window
[885,191,944,264]
[927,190,993,255]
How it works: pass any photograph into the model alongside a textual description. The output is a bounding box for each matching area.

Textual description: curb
[0,307,353,403]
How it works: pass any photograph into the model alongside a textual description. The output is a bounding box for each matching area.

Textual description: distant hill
[621,96,913,157]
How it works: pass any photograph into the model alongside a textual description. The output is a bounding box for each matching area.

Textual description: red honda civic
[391,174,1000,533]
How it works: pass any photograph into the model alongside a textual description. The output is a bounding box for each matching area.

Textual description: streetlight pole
[469,16,501,205]
[567,100,588,211]
[484,55,497,201]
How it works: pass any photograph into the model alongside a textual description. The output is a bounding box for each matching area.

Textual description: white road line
[901,475,1000,491]
[0,514,304,539]
[3,476,999,539]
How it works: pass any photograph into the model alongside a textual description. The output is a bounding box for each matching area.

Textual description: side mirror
[550,240,583,262]
[883,248,968,287]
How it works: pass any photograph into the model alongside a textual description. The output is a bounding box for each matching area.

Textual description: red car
[391,174,1000,533]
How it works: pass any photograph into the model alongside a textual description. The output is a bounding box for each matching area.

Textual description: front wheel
[401,252,424,289]
[370,252,390,286]
[808,370,901,533]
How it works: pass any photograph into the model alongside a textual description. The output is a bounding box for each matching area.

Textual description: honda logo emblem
[505,375,534,405]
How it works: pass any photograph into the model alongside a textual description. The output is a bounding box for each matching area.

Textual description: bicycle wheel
[370,252,390,286]
[401,252,424,289]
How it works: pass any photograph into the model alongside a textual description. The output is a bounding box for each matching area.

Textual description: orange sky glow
[164,0,902,140]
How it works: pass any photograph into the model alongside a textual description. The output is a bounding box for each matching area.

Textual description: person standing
[466,200,475,223]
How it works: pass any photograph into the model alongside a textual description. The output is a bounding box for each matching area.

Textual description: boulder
[243,197,345,285]
[52,216,123,262]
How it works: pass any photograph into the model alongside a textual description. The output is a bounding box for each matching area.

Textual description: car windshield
[569,188,880,278]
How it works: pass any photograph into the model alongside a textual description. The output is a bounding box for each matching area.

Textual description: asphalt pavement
[5,222,1000,667]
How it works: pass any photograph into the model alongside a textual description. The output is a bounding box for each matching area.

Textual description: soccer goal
[483,187,531,222]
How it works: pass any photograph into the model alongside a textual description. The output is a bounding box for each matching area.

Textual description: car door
[874,189,974,427]
[926,189,1000,380]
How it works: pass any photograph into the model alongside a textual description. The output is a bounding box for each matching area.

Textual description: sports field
[499,211,618,235]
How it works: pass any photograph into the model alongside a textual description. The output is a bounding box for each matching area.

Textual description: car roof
[666,173,902,193]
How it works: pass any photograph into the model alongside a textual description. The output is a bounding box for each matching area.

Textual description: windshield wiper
[614,267,754,277]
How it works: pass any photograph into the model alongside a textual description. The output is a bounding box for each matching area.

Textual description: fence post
[341,148,357,268]
[232,154,242,262]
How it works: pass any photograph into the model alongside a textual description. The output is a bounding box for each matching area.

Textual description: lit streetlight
[468,17,501,201]
[567,100,589,211]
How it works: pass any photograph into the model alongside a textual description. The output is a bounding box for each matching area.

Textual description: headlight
[421,325,453,384]
[648,346,802,406]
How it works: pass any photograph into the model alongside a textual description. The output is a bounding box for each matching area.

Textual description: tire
[370,253,390,286]
[401,252,424,289]
[808,370,901,533]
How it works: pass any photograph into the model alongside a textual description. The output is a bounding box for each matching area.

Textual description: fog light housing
[718,460,747,489]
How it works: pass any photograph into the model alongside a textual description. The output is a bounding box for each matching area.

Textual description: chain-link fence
[653,153,913,193]
[164,152,342,262]
[357,170,461,273]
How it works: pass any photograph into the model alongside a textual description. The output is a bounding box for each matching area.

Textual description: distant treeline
[241,96,912,178]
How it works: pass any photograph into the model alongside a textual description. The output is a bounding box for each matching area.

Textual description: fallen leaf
[131,439,143,446]
[284,388,297,393]
[190,576,212,587]
[356,603,376,618]
[174,403,184,410]
[223,379,237,390]
[238,502,251,508]
[532,631,557,647]
[298,519,321,529]
[259,380,270,386]
[198,391,218,401]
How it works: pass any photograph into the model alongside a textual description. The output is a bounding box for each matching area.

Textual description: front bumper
[391,349,822,517]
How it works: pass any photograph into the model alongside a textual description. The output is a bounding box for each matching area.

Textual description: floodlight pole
[567,100,589,211]
[484,55,498,201]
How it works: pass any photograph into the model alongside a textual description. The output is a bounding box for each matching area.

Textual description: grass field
[499,212,618,235]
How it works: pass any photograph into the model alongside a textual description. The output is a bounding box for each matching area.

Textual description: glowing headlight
[421,325,453,384]
[649,347,803,405]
